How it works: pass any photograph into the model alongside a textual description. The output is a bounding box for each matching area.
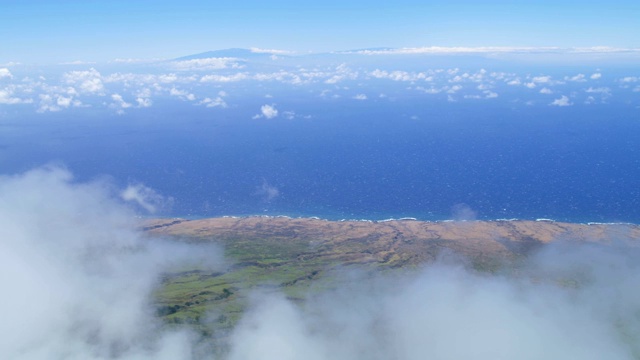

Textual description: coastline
[142,213,640,227]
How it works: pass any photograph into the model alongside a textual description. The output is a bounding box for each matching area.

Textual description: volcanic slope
[146,217,640,341]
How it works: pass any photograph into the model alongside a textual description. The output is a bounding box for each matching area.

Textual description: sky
[2,0,640,63]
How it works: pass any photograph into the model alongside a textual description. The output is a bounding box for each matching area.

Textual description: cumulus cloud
[446,85,462,94]
[353,94,367,100]
[532,75,552,83]
[200,73,249,83]
[37,93,82,112]
[591,73,602,80]
[324,64,357,84]
[0,87,32,105]
[0,166,221,359]
[540,87,553,94]
[63,68,105,94]
[254,104,278,119]
[110,93,133,114]
[550,95,573,106]
[169,87,196,101]
[0,68,13,79]
[198,96,227,108]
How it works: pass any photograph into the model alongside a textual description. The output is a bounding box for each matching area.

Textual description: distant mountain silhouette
[174,48,288,61]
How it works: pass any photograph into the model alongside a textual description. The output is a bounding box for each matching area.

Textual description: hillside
[146,216,640,346]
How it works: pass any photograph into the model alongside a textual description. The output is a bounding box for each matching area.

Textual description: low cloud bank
[0,166,220,359]
[230,245,640,360]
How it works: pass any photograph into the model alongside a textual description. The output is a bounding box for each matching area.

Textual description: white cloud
[540,88,553,94]
[507,79,521,86]
[566,74,587,82]
[416,86,441,94]
[62,68,105,94]
[0,87,31,105]
[532,76,552,83]
[169,87,196,101]
[525,82,537,89]
[446,85,462,94]
[111,58,164,64]
[136,97,153,107]
[59,60,97,65]
[484,90,498,98]
[282,111,296,120]
[250,47,295,55]
[198,96,227,108]
[550,95,573,106]
[110,93,132,114]
[585,87,611,95]
[254,104,278,119]
[620,76,638,83]
[229,244,640,360]
[121,183,171,214]
[37,93,80,112]
[324,64,358,84]
[200,73,249,83]
[353,94,367,100]
[590,73,602,80]
[0,166,218,359]
[170,57,243,71]
[0,68,13,80]
[370,69,431,82]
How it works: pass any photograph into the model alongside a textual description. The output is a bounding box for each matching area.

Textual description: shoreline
[141,214,640,227]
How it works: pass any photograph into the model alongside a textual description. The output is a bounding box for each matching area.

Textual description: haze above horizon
[2,0,639,64]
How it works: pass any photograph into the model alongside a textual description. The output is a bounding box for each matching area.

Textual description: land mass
[146,217,640,347]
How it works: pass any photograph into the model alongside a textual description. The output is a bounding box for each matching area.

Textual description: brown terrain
[146,216,640,268]
[147,216,640,341]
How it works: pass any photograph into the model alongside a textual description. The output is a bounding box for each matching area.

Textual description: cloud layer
[0,167,220,359]
[228,244,640,360]
[2,52,638,114]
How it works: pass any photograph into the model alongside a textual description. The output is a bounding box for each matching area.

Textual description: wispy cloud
[346,46,640,55]
[250,47,295,55]
[0,166,219,358]
[170,57,243,71]
[550,95,573,106]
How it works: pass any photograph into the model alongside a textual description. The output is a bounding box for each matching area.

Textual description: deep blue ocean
[2,95,639,223]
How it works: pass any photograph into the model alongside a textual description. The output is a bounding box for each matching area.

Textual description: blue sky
[2,0,640,63]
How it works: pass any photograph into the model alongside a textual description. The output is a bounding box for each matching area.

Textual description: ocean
[2,94,639,223]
